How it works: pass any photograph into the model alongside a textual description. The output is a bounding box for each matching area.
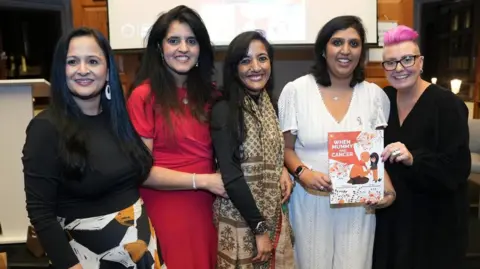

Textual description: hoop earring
[105,84,111,100]
[420,69,423,74]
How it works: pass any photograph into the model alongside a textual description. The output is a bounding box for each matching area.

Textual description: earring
[322,52,326,58]
[105,84,111,100]
[195,62,198,67]
[420,69,424,74]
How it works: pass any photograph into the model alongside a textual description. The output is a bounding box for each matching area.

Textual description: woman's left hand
[280,167,293,203]
[382,142,413,166]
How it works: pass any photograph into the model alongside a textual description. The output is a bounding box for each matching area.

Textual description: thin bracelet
[192,173,197,190]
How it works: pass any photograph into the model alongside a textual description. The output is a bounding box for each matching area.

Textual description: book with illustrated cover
[328,130,384,204]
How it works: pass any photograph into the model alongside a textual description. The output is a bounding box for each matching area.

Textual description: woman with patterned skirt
[211,31,295,268]
[22,27,163,269]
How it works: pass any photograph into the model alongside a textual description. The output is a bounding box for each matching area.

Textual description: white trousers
[288,185,376,269]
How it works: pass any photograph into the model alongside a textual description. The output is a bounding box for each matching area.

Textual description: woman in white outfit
[278,16,397,269]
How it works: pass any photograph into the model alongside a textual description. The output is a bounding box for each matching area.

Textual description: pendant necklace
[182,92,188,105]
[319,88,339,101]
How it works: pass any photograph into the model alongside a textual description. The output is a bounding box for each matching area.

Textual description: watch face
[295,166,304,176]
[254,221,269,235]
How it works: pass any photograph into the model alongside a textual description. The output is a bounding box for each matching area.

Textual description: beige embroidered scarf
[214,91,294,269]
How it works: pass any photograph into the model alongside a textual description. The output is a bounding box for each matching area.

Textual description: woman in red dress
[126,5,226,269]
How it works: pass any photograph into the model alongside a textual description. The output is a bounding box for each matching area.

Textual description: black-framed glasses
[382,55,421,71]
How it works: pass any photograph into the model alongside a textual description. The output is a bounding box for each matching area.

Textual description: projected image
[107,0,378,50]
[199,0,306,45]
[223,0,303,3]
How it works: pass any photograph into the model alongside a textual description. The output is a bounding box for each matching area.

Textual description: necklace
[182,92,188,105]
[319,88,340,101]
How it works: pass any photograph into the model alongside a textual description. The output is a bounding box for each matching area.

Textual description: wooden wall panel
[72,0,108,39]
[378,0,414,27]
[0,31,6,79]
[474,41,480,118]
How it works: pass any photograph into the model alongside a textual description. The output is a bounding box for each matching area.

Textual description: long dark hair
[370,152,379,165]
[130,5,215,124]
[219,31,274,155]
[49,27,152,182]
[311,15,367,87]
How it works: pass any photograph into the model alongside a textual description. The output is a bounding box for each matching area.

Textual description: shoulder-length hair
[220,31,274,152]
[311,15,367,88]
[130,5,215,124]
[49,27,152,181]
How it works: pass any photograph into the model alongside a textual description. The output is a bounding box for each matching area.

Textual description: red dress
[127,83,217,269]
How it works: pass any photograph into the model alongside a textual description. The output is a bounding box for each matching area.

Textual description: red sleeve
[127,84,156,139]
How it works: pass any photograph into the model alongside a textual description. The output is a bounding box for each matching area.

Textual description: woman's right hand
[252,233,272,263]
[299,169,332,191]
[199,173,227,198]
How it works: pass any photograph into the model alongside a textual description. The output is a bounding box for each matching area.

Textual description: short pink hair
[383,25,419,46]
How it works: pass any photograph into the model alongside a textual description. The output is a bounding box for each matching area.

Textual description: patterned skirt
[57,199,165,269]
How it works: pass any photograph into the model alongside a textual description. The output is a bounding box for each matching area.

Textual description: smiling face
[162,20,200,78]
[382,41,423,91]
[325,27,362,80]
[237,40,271,94]
[65,35,108,100]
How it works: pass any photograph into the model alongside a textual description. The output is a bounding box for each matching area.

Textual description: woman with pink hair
[373,25,471,269]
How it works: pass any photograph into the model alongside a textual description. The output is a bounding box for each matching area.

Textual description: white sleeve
[278,81,298,135]
[373,84,391,129]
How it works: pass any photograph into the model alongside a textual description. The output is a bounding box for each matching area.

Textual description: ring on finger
[392,149,401,157]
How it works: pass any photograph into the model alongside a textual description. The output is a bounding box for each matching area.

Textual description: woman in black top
[210,31,294,267]
[373,25,470,269]
[22,28,164,269]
